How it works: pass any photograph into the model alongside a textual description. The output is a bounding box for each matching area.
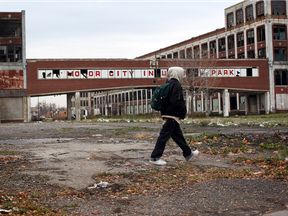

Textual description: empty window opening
[52,70,60,78]
[247,68,253,76]
[173,52,178,59]
[273,25,286,40]
[258,48,266,59]
[237,32,244,47]
[167,54,172,59]
[201,43,208,58]
[275,70,288,85]
[236,9,243,24]
[0,20,22,37]
[81,69,88,78]
[228,35,235,50]
[219,38,225,52]
[186,48,192,59]
[257,1,264,17]
[246,5,253,21]
[194,46,200,59]
[247,50,255,58]
[210,41,216,55]
[272,0,285,15]
[180,50,185,59]
[257,26,265,42]
[238,53,245,59]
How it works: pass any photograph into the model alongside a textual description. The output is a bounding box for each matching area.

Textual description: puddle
[0,138,77,145]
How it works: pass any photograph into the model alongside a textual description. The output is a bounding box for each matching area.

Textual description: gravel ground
[0,121,288,215]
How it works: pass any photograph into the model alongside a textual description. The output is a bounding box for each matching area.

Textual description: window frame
[272,0,286,15]
[247,29,255,45]
[237,32,244,47]
[227,12,234,27]
[218,38,226,53]
[275,70,288,85]
[273,25,287,41]
[228,35,235,50]
[256,1,264,18]
[274,47,287,61]
[258,48,266,59]
[246,5,253,21]
[210,41,216,55]
[236,9,243,24]
[257,25,265,42]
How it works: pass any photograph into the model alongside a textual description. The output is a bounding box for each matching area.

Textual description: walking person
[149,66,199,165]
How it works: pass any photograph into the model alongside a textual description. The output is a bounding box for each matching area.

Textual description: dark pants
[151,118,192,159]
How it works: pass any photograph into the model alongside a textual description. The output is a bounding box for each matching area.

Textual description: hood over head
[167,66,184,83]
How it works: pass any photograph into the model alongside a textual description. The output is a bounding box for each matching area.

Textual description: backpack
[151,83,170,111]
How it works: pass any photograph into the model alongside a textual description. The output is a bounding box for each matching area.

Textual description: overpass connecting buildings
[1,0,288,122]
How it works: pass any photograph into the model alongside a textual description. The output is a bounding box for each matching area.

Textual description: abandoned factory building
[0,0,288,122]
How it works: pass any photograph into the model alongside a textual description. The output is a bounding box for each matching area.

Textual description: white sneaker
[185,150,199,161]
[149,158,167,166]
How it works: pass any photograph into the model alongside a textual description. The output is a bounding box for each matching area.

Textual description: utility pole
[130,69,135,120]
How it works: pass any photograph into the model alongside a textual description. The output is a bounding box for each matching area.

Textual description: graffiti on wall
[0,70,23,89]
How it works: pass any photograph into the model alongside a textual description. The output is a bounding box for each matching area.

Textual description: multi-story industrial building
[136,0,288,114]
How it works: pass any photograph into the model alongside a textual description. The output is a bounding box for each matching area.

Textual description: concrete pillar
[67,93,73,120]
[257,94,260,114]
[245,93,249,115]
[23,96,30,122]
[140,90,143,114]
[222,89,229,117]
[201,91,204,112]
[218,92,221,114]
[265,91,270,114]
[193,92,196,112]
[75,92,81,121]
[236,93,240,110]
[145,89,148,113]
[136,90,139,114]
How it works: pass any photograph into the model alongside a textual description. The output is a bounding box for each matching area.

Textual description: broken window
[180,50,185,59]
[258,48,266,58]
[218,38,225,52]
[247,50,255,58]
[194,46,200,59]
[257,1,264,18]
[272,0,285,15]
[273,25,286,40]
[0,45,22,62]
[81,69,88,78]
[167,54,172,59]
[237,32,244,47]
[257,26,265,42]
[173,52,178,59]
[274,47,287,61]
[247,30,254,45]
[247,68,253,76]
[210,41,216,55]
[186,48,192,59]
[236,9,243,24]
[238,53,245,59]
[275,70,288,85]
[0,19,22,37]
[228,35,235,50]
[246,5,253,21]
[201,43,208,58]
[227,13,233,27]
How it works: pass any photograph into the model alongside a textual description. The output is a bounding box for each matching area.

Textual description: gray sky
[2,0,238,108]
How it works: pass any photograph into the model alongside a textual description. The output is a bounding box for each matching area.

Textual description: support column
[201,91,204,112]
[193,92,196,112]
[75,92,81,121]
[67,93,73,120]
[218,92,222,114]
[245,93,249,115]
[265,91,270,114]
[257,94,260,114]
[222,89,229,117]
[23,96,31,122]
[145,89,148,113]
[236,93,240,111]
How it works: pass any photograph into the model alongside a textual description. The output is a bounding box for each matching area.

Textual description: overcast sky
[2,0,239,108]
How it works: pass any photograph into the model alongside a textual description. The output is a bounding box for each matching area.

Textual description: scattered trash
[0,209,12,213]
[88,181,109,189]
[91,210,101,214]
[253,172,263,175]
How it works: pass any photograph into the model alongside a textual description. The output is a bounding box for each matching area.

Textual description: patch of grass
[122,148,138,152]
[60,128,73,132]
[0,150,16,155]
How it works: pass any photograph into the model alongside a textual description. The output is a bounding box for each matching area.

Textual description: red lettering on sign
[88,71,94,77]
[212,70,216,76]
[148,70,154,77]
[129,70,134,76]
[224,70,228,75]
[75,71,80,77]
[122,71,127,76]
[95,71,101,77]
[116,71,120,77]
[229,70,234,76]
[218,70,222,76]
[143,70,146,77]
[161,70,167,76]
[109,71,114,77]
